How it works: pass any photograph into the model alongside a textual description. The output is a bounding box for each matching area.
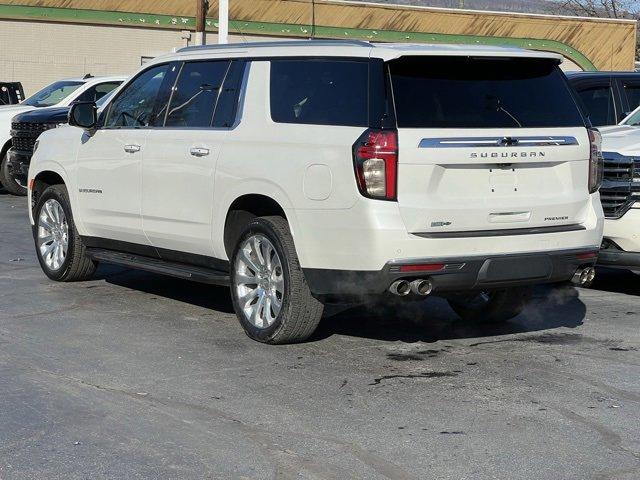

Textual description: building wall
[0,0,636,71]
[0,19,187,94]
[0,17,279,95]
[309,1,637,71]
[0,15,587,95]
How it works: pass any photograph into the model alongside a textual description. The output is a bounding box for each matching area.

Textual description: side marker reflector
[399,263,445,273]
[576,252,597,260]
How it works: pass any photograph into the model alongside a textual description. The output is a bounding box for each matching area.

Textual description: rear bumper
[602,206,640,253]
[597,244,640,272]
[292,194,604,272]
[304,248,598,296]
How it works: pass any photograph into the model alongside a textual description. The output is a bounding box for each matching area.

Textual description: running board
[86,248,230,286]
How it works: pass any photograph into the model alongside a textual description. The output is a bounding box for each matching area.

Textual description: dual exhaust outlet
[571,266,596,286]
[389,279,433,297]
[391,266,596,296]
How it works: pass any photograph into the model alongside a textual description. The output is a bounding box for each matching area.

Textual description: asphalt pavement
[0,191,639,480]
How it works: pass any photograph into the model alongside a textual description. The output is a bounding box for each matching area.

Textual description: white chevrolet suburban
[27,40,604,344]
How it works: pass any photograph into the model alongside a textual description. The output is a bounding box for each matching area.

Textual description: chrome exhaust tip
[389,280,411,296]
[572,267,596,286]
[410,279,433,296]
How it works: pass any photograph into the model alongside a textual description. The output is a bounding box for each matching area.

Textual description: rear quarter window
[270,59,368,127]
[389,56,585,129]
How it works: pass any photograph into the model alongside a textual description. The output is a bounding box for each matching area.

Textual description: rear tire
[230,215,324,344]
[0,153,28,196]
[33,184,97,281]
[447,286,533,324]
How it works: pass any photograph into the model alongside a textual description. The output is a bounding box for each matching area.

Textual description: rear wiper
[485,96,522,128]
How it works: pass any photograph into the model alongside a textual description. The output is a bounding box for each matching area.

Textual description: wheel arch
[32,170,66,201]
[0,139,11,159]
[0,140,13,189]
[29,165,70,224]
[223,193,289,260]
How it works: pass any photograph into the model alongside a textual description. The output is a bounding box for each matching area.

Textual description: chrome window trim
[99,60,248,132]
[418,136,579,148]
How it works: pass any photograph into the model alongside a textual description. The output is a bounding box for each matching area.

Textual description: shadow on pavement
[97,264,235,314]
[97,261,587,344]
[312,284,586,343]
[591,267,639,296]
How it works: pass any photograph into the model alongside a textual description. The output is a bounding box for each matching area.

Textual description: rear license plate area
[489,166,517,194]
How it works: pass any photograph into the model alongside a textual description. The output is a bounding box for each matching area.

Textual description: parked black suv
[6,89,117,195]
[7,107,69,195]
[566,72,640,127]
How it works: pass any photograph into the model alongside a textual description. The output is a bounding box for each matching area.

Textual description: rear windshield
[389,57,585,129]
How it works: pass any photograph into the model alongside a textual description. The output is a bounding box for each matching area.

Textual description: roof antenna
[83,73,93,79]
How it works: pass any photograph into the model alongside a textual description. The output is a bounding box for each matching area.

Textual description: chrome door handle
[190,147,210,157]
[124,144,141,153]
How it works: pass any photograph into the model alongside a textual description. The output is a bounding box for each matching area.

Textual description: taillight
[353,129,398,201]
[588,128,603,194]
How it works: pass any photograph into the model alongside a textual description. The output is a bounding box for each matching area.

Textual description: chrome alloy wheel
[37,199,69,271]
[234,234,285,328]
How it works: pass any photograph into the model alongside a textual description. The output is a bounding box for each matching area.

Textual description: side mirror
[69,101,97,130]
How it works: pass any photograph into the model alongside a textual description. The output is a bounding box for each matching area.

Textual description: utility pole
[218,0,229,44]
[195,0,208,46]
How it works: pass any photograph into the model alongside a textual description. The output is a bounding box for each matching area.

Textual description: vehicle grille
[10,122,56,152]
[600,152,640,218]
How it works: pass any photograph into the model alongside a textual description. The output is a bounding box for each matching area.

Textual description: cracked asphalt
[0,191,639,480]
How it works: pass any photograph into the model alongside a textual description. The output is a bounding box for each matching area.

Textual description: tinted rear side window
[270,59,368,126]
[389,57,584,129]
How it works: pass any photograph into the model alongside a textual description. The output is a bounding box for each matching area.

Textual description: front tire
[230,216,324,344]
[0,153,28,196]
[447,287,533,324]
[33,184,97,281]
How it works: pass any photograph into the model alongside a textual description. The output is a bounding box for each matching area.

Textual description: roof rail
[177,39,372,53]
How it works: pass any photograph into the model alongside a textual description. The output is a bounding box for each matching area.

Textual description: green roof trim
[0,3,597,70]
[245,22,597,71]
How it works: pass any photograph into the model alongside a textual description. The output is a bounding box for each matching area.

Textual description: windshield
[622,106,640,126]
[22,81,84,108]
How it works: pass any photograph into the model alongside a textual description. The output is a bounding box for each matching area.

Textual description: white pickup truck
[598,119,640,272]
